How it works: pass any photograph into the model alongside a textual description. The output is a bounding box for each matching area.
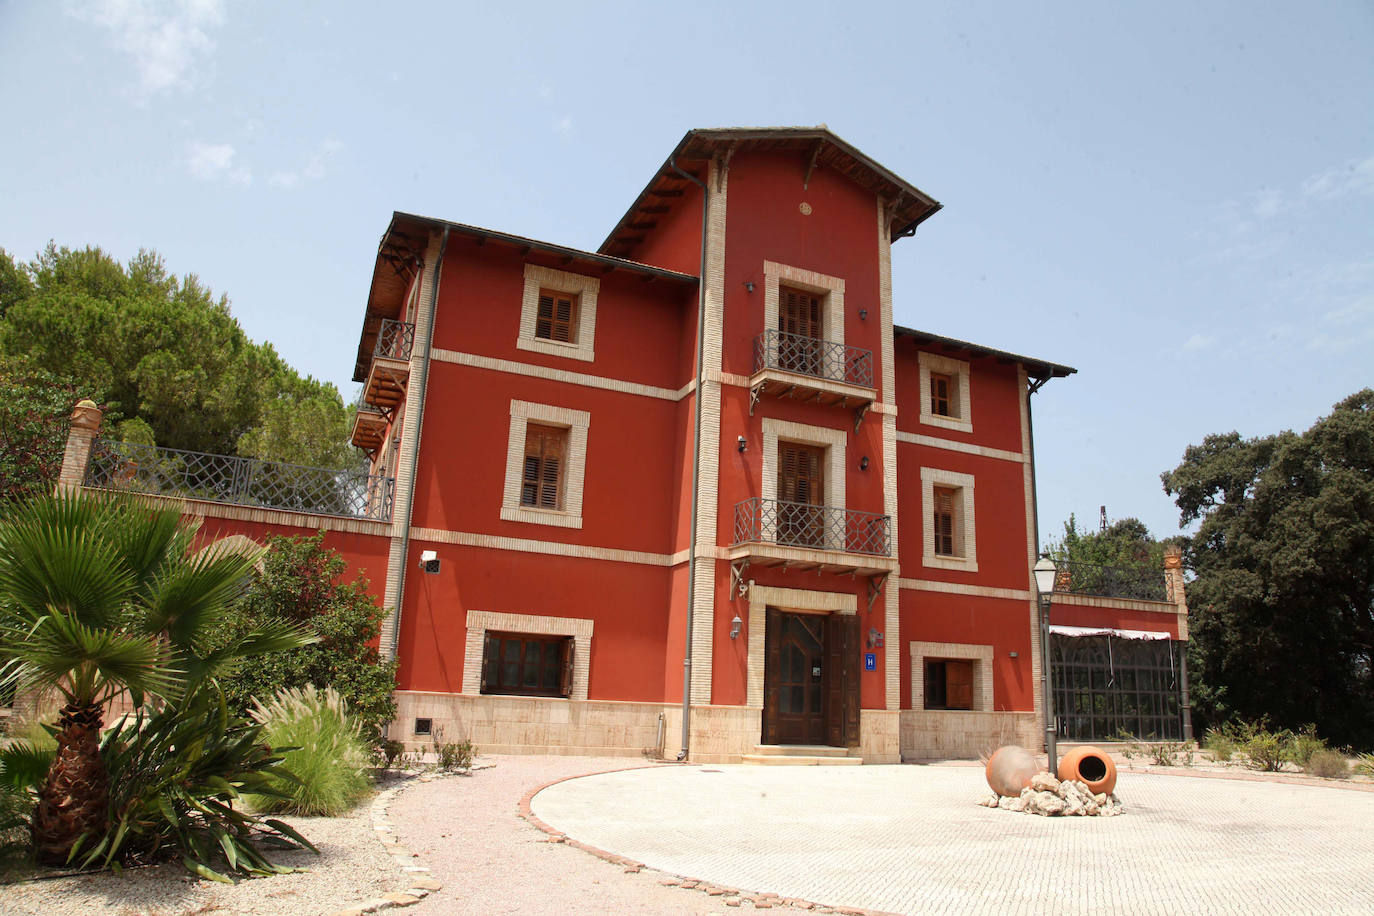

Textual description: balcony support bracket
[730,559,751,600]
[866,572,890,615]
[749,382,765,417]
[853,403,870,434]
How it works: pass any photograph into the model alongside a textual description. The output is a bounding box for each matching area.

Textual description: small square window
[535,288,579,343]
[414,717,432,736]
[924,659,974,710]
[918,352,972,433]
[481,632,574,698]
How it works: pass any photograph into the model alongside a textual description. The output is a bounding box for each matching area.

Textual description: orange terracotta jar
[1058,746,1118,795]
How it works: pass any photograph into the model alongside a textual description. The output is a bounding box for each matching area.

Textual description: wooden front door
[762,609,860,747]
[777,443,825,548]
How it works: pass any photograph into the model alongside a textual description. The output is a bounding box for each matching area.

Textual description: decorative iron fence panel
[1052,559,1167,602]
[753,329,874,389]
[1051,634,1184,742]
[733,497,890,557]
[374,319,415,361]
[85,440,395,522]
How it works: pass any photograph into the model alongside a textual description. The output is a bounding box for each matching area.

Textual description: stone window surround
[920,466,978,572]
[517,264,599,362]
[910,641,994,712]
[462,610,593,701]
[762,260,845,346]
[918,351,973,434]
[745,585,857,708]
[500,399,590,529]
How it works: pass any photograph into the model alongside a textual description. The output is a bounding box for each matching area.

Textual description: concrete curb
[517,766,901,916]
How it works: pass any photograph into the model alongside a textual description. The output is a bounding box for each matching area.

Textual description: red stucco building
[58,127,1192,762]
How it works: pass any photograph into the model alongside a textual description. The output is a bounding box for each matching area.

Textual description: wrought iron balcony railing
[753,329,874,389]
[374,319,415,362]
[1052,559,1167,602]
[733,497,891,557]
[85,439,395,522]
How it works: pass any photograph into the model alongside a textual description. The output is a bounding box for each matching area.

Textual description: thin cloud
[1182,333,1214,352]
[187,141,250,186]
[66,0,226,95]
[268,139,344,190]
[1300,155,1374,202]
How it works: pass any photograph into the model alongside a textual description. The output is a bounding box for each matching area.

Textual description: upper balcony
[1052,560,1168,603]
[362,319,415,412]
[350,404,388,455]
[750,330,875,429]
[730,497,896,591]
[84,439,395,522]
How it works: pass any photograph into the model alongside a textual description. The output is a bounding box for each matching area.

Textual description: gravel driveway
[391,756,819,915]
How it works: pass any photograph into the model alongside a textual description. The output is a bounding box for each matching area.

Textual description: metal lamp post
[1033,554,1058,774]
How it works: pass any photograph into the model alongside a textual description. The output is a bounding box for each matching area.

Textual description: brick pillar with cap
[56,399,104,493]
[1163,544,1193,741]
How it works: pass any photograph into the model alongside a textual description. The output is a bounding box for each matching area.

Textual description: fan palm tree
[0,491,310,865]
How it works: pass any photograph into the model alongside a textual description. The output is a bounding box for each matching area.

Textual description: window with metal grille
[480,632,573,698]
[932,486,957,556]
[930,372,952,416]
[521,424,567,510]
[535,288,579,343]
[924,659,974,710]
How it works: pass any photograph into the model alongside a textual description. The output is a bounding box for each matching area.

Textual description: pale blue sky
[2,1,1371,543]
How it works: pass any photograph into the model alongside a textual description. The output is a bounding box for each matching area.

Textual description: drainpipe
[1026,374,1056,771]
[389,227,449,659]
[668,156,710,762]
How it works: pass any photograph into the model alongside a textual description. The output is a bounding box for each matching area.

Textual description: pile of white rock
[978,771,1124,817]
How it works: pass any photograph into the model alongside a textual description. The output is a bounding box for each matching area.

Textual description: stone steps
[742,745,863,766]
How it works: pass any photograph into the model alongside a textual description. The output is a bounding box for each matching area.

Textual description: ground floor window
[480,631,573,698]
[1051,634,1183,741]
[924,659,974,710]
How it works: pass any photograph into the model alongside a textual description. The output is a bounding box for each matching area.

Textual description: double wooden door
[762,608,860,747]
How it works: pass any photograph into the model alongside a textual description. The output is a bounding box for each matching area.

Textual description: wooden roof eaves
[893,324,1077,381]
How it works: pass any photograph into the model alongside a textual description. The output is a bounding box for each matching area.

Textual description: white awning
[1049,624,1173,641]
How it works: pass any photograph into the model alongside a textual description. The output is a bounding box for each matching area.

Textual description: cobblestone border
[517,768,901,916]
[324,769,470,916]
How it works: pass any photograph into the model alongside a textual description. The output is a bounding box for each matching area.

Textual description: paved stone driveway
[532,764,1374,915]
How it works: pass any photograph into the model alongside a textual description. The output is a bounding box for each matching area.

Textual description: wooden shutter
[778,443,824,506]
[947,660,974,710]
[762,607,781,745]
[481,633,496,693]
[560,639,575,698]
[778,287,821,338]
[536,289,578,342]
[522,425,567,509]
[932,486,956,556]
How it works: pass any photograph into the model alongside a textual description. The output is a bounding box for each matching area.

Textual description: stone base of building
[392,692,906,763]
[899,709,1041,760]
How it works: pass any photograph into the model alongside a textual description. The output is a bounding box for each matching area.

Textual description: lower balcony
[730,497,897,580]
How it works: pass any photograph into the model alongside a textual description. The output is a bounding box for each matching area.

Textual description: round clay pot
[985,745,1038,797]
[1058,746,1118,795]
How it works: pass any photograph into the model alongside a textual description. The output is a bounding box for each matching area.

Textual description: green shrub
[1305,748,1350,779]
[1288,724,1327,768]
[1235,719,1293,772]
[375,739,406,773]
[1204,725,1237,762]
[90,687,315,881]
[213,533,397,745]
[1355,753,1374,776]
[436,738,474,771]
[250,685,371,817]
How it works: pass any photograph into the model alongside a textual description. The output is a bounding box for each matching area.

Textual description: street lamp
[1033,554,1058,774]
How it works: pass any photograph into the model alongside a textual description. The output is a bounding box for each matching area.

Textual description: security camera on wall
[419,550,440,574]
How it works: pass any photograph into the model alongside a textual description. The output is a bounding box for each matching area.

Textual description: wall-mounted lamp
[737,435,748,453]
[418,550,440,574]
[744,281,755,293]
[858,308,868,320]
[859,456,869,471]
[1009,651,1019,658]
[729,614,743,640]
